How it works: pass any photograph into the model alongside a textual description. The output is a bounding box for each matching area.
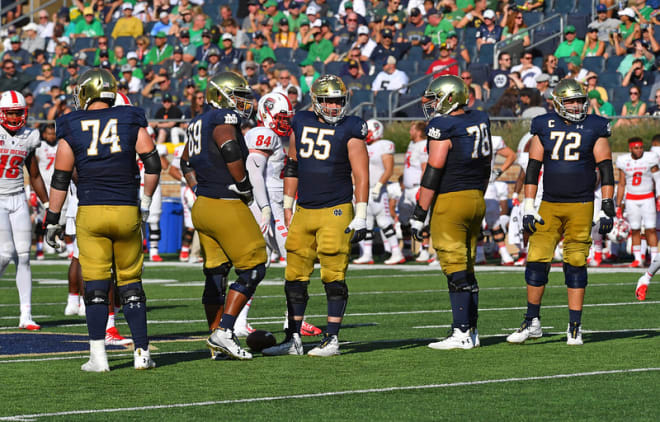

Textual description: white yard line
[1,367,658,421]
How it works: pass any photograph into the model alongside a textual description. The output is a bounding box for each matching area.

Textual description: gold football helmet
[310,74,350,124]
[206,71,254,118]
[422,75,468,119]
[74,68,117,110]
[552,79,588,122]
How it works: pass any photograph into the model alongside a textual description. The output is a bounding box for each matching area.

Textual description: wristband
[355,202,367,219]
[283,195,295,210]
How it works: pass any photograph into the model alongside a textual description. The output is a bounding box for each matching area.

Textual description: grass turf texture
[1,262,658,420]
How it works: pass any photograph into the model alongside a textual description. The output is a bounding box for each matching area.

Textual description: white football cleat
[64,302,80,316]
[415,249,430,262]
[514,253,527,266]
[105,327,133,346]
[78,301,86,317]
[18,315,41,331]
[307,333,340,357]
[207,328,252,360]
[134,347,156,369]
[636,275,650,301]
[428,328,474,350]
[81,340,110,372]
[353,255,374,265]
[384,250,405,265]
[233,323,256,337]
[470,328,480,347]
[506,317,542,344]
[262,332,303,356]
[566,323,583,346]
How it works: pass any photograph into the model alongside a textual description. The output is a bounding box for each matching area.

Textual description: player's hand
[522,198,544,233]
[511,192,520,207]
[616,206,623,219]
[370,182,382,201]
[140,195,152,223]
[345,215,367,243]
[260,205,272,235]
[489,168,503,183]
[228,176,254,206]
[44,209,65,252]
[410,204,428,241]
[183,186,196,209]
[599,198,616,235]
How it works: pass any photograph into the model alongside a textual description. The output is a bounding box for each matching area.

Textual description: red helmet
[257,92,293,136]
[0,90,28,131]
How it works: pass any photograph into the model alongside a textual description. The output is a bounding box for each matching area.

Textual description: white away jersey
[172,144,185,185]
[652,146,660,160]
[616,152,659,196]
[403,139,428,188]
[245,126,285,190]
[0,125,41,195]
[35,140,58,190]
[367,139,395,188]
[484,135,507,200]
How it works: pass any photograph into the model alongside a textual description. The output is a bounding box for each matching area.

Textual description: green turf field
[1,261,658,421]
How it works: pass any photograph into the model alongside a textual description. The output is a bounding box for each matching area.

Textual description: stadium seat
[349,89,373,119]
[554,0,575,14]
[144,22,155,35]
[540,18,561,34]
[467,63,491,86]
[533,31,559,57]
[598,71,621,88]
[312,61,324,75]
[325,61,345,76]
[396,94,424,118]
[113,36,137,53]
[605,55,624,73]
[567,14,590,39]
[582,56,605,73]
[398,59,417,75]
[274,47,292,63]
[24,65,41,78]
[613,86,632,103]
[476,43,494,65]
[292,48,308,64]
[52,66,64,79]
[375,90,395,117]
[419,59,435,74]
[522,12,543,27]
[408,79,427,97]
[73,37,96,51]
[573,1,593,15]
[406,46,424,61]
[487,87,506,105]
[279,61,301,78]
[556,57,569,73]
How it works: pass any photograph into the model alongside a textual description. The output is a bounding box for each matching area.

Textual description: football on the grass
[246,330,276,352]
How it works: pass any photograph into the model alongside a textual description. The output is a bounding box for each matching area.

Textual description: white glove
[370,182,383,201]
[45,223,65,252]
[489,168,503,183]
[345,202,367,243]
[522,197,544,233]
[260,205,272,235]
[183,186,196,209]
[140,195,152,223]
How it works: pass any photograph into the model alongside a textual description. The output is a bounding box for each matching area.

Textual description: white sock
[651,246,658,261]
[641,238,648,257]
[36,241,43,252]
[359,239,372,259]
[149,247,159,257]
[633,245,642,262]
[647,253,660,277]
[106,312,115,330]
[499,245,513,261]
[66,242,74,254]
[16,253,32,315]
[387,235,400,253]
[67,293,80,307]
[235,297,252,328]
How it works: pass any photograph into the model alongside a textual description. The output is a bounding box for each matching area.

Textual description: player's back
[291,111,367,208]
[531,112,610,203]
[56,106,146,206]
[35,141,58,189]
[0,125,40,195]
[367,139,395,188]
[186,108,247,200]
[403,139,427,189]
[427,109,492,194]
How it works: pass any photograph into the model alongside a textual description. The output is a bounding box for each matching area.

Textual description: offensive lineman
[262,74,369,357]
[506,79,614,346]
[354,118,405,265]
[179,72,268,360]
[411,75,491,350]
[615,137,660,268]
[45,68,159,371]
[0,90,49,331]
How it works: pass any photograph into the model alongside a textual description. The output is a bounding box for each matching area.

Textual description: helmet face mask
[311,75,349,124]
[552,79,588,122]
[0,90,28,131]
[422,75,468,120]
[75,68,117,110]
[258,92,293,136]
[207,72,254,119]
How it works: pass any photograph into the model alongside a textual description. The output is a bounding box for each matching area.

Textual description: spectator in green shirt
[554,25,585,59]
[93,37,115,66]
[247,31,277,64]
[72,6,104,38]
[193,61,209,91]
[424,8,455,45]
[143,32,174,66]
[305,23,335,63]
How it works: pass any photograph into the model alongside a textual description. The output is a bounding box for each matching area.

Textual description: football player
[179,72,268,361]
[399,121,428,260]
[615,137,660,268]
[411,75,491,350]
[45,68,158,371]
[354,118,405,265]
[262,75,369,357]
[506,79,614,346]
[169,144,197,262]
[0,90,49,331]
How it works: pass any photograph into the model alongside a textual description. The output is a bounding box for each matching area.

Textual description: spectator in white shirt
[372,55,409,95]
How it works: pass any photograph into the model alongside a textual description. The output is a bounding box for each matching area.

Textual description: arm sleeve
[246,152,269,209]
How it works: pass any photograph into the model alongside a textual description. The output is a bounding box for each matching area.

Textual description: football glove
[599,198,615,235]
[616,206,623,219]
[44,209,65,252]
[345,202,367,243]
[228,176,254,206]
[370,182,383,201]
[489,168,503,183]
[410,204,428,241]
[260,205,272,236]
[522,197,544,233]
[183,185,197,209]
[511,192,520,207]
[140,195,152,223]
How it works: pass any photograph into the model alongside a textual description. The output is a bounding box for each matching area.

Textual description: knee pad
[230,263,266,297]
[447,271,476,292]
[467,272,479,292]
[382,224,396,238]
[285,280,309,304]
[83,279,111,306]
[492,227,505,243]
[364,230,374,241]
[324,280,348,301]
[202,263,231,304]
[149,228,161,242]
[16,252,30,266]
[182,228,194,245]
[401,223,411,238]
[118,282,147,306]
[563,263,588,288]
[525,262,551,287]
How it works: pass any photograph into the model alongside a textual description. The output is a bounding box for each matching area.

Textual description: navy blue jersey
[186,108,247,199]
[426,110,492,194]
[56,106,146,206]
[292,111,368,208]
[531,112,611,203]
